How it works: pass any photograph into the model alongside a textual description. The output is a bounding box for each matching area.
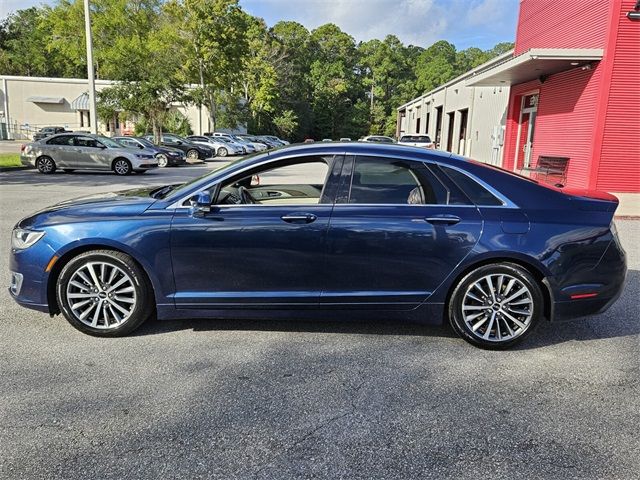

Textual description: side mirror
[189,191,212,217]
[175,140,183,145]
[138,144,145,149]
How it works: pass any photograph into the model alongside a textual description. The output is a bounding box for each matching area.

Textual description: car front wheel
[448,263,543,349]
[112,158,132,175]
[56,250,154,336]
[186,149,199,160]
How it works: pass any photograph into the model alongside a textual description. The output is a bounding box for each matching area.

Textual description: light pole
[83,0,98,134]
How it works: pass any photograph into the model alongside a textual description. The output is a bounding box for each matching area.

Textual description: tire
[63,169,75,173]
[112,158,132,175]
[56,250,154,337]
[448,263,543,349]
[186,149,200,160]
[217,147,228,157]
[36,156,56,174]
[156,154,168,167]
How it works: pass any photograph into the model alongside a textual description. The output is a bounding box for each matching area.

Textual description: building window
[425,112,430,134]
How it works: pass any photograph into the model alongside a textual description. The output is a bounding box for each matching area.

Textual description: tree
[166,0,249,132]
[272,110,298,139]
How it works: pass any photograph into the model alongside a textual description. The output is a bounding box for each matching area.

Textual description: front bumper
[9,243,53,314]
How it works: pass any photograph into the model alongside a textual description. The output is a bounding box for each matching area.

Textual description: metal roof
[465,48,604,87]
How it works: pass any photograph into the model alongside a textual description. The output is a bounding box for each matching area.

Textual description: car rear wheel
[36,156,56,174]
[56,250,154,337]
[217,147,228,157]
[448,263,543,349]
[156,154,168,167]
[113,158,132,175]
[186,149,199,160]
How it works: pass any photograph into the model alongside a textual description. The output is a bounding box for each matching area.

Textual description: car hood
[160,146,183,155]
[17,187,159,229]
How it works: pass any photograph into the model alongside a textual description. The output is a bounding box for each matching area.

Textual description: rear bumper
[550,236,627,321]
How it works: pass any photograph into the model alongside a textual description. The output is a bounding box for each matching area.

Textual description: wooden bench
[523,156,570,186]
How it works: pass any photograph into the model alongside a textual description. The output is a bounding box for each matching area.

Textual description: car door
[44,134,77,167]
[170,154,344,308]
[322,155,483,309]
[73,136,110,169]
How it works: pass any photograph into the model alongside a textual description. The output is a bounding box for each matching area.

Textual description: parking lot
[1,164,638,479]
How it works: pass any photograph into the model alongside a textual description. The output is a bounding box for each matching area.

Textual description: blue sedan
[8,143,626,348]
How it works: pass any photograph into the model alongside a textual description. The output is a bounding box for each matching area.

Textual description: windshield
[98,136,125,148]
[137,137,155,148]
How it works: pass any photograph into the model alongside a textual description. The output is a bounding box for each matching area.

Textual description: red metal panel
[515,0,609,55]
[595,0,640,192]
[530,66,601,189]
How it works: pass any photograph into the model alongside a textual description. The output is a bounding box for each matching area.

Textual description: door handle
[281,213,317,224]
[425,215,461,225]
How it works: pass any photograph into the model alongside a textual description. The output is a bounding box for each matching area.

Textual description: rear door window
[439,165,503,206]
[46,135,75,146]
[348,156,450,205]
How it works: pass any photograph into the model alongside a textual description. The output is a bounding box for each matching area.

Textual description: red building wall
[503,67,602,190]
[593,0,640,192]
[503,0,639,194]
[514,0,609,54]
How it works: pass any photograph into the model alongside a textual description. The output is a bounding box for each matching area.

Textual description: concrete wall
[0,75,245,140]
[398,63,510,166]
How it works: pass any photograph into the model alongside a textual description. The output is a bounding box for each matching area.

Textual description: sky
[1,0,519,51]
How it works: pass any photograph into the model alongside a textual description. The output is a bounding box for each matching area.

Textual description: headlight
[12,228,45,250]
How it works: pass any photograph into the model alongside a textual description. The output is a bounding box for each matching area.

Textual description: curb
[0,166,32,173]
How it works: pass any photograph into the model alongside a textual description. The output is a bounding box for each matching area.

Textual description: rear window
[400,135,432,143]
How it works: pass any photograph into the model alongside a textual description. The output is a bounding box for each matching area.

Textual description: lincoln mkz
[9,143,626,348]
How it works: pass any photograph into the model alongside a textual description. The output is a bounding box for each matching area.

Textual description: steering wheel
[238,186,257,204]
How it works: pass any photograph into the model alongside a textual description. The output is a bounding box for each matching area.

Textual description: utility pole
[84,0,98,134]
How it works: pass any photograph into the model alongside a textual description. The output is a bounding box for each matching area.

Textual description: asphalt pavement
[0,165,638,479]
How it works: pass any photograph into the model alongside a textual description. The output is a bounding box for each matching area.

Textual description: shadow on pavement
[132,270,639,349]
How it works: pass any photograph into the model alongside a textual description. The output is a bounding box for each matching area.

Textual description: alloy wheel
[114,159,131,175]
[37,157,55,173]
[187,149,199,160]
[218,147,228,157]
[461,273,534,343]
[156,154,168,167]
[65,261,137,329]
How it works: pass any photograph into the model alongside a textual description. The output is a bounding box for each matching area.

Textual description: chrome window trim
[166,150,517,210]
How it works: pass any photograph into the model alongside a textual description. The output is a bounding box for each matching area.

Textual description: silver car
[20,133,158,175]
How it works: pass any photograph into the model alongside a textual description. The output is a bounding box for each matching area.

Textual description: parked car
[187,135,244,157]
[260,135,290,145]
[113,136,186,167]
[33,126,69,142]
[322,138,332,142]
[256,135,285,146]
[9,143,627,348]
[20,133,157,175]
[143,133,215,160]
[360,135,396,143]
[228,134,268,152]
[398,134,435,149]
[245,135,278,149]
[339,137,352,142]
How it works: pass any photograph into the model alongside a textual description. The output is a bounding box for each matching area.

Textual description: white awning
[26,96,65,104]
[71,92,89,110]
[465,48,604,87]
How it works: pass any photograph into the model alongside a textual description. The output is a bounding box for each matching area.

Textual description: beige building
[396,51,513,166]
[0,75,240,140]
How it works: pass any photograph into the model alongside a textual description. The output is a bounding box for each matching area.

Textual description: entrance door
[515,94,538,171]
